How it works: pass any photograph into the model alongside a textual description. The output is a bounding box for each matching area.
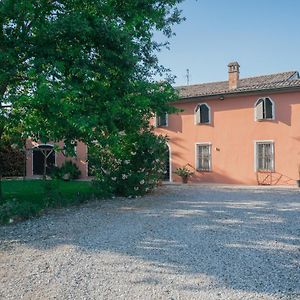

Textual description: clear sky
[155,0,300,86]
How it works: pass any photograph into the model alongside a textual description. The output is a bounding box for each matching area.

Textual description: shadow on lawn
[0,185,299,297]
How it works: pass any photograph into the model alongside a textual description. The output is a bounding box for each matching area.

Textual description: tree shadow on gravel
[0,185,300,298]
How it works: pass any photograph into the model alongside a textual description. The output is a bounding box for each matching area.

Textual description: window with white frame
[256,142,274,171]
[156,112,168,127]
[255,97,274,120]
[195,103,210,124]
[196,144,211,171]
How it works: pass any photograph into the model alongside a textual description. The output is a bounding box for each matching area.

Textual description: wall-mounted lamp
[219,96,224,100]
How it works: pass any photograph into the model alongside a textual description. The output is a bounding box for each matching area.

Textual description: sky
[155,0,300,86]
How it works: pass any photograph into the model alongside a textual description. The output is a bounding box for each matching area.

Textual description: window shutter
[196,105,201,124]
[256,99,264,120]
[265,98,273,119]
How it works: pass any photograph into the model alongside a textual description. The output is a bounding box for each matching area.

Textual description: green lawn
[0,180,96,224]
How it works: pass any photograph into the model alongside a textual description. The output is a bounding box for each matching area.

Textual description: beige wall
[155,90,300,185]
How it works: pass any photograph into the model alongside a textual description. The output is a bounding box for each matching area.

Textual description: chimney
[228,61,240,90]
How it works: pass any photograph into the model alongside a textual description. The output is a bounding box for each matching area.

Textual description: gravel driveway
[0,184,299,300]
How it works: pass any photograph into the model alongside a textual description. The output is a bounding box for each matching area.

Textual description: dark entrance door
[163,146,170,181]
[33,145,55,175]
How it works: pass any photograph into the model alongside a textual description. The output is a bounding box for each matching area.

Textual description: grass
[0,179,96,225]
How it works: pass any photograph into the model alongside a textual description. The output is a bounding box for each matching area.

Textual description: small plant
[61,161,81,180]
[50,161,81,180]
[174,166,194,184]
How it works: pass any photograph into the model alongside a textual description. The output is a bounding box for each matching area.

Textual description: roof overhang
[175,86,300,103]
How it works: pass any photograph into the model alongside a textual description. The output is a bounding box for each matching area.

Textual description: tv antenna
[186,68,190,85]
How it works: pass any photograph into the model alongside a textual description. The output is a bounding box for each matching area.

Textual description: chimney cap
[228,61,240,67]
[228,61,240,74]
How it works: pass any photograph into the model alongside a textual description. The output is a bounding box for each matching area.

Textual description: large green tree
[0,0,184,198]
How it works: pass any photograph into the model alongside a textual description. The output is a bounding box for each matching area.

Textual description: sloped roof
[178,71,300,99]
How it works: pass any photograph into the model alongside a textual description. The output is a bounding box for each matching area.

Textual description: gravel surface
[0,184,300,300]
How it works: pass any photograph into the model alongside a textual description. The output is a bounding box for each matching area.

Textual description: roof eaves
[178,84,300,101]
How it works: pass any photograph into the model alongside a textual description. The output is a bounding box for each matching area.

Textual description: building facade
[25,140,88,178]
[155,62,300,185]
[25,62,300,185]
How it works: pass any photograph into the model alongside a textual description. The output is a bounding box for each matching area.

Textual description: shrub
[50,161,81,180]
[0,142,25,177]
[61,161,81,179]
[50,166,63,179]
[89,130,168,197]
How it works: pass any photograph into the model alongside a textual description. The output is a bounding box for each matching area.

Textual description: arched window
[195,103,210,124]
[255,97,274,120]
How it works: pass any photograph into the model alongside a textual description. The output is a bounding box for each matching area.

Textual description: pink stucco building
[26,62,300,185]
[155,62,300,185]
[25,140,88,178]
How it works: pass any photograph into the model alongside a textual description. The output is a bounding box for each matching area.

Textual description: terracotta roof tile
[178,71,300,99]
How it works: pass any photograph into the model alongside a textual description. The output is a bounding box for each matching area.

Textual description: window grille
[196,144,211,171]
[256,142,274,171]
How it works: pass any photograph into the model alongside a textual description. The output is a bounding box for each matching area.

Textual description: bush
[89,130,168,197]
[50,161,81,180]
[50,166,63,179]
[0,142,25,177]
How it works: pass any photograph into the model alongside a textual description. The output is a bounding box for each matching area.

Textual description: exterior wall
[155,90,300,185]
[26,140,88,178]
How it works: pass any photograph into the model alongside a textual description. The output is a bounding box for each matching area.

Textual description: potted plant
[174,166,194,184]
[297,165,300,188]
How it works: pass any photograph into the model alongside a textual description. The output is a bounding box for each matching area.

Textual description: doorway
[163,144,171,182]
[32,145,55,175]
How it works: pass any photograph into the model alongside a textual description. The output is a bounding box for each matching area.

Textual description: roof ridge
[239,71,297,81]
[176,80,227,89]
[176,70,298,89]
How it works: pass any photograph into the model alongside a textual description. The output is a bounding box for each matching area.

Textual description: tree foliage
[1,0,183,143]
[0,0,184,196]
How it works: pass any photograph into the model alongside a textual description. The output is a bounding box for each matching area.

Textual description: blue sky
[155,0,300,86]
